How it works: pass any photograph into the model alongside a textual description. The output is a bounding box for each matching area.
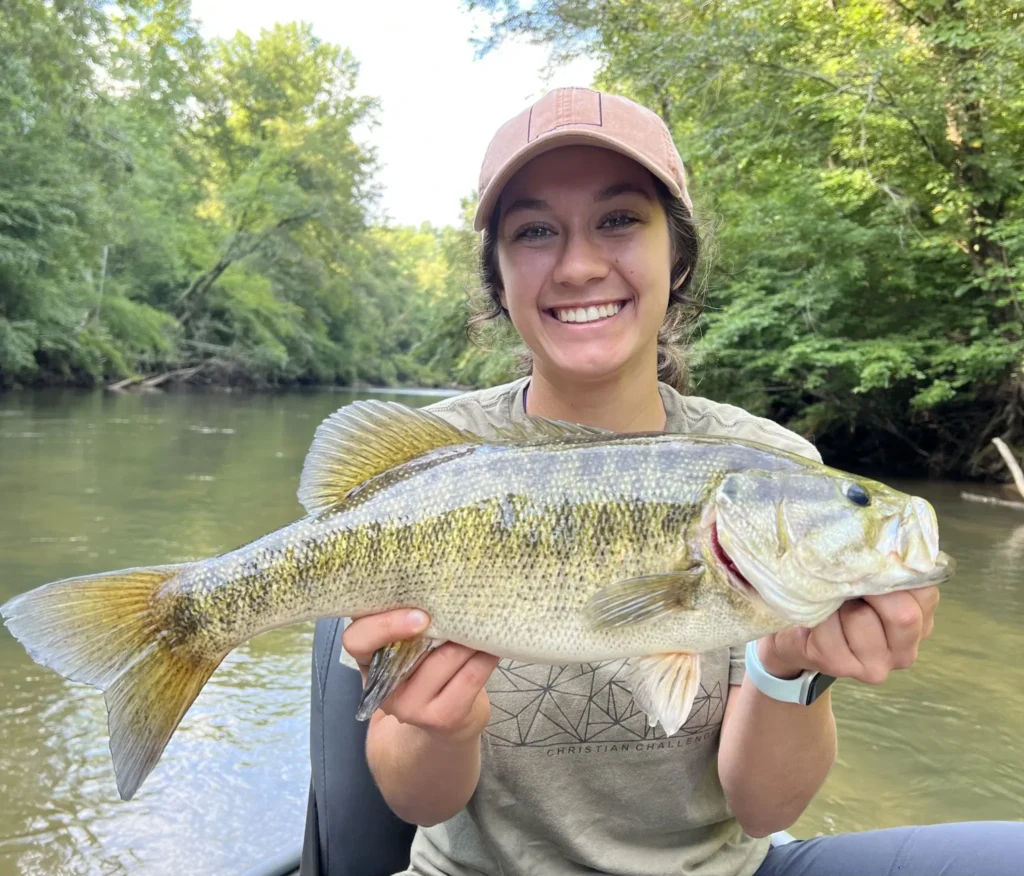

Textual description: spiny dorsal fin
[298,401,482,516]
[298,401,616,516]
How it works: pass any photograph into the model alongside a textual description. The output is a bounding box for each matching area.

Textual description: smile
[548,301,626,324]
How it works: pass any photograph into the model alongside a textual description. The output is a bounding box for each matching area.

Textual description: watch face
[806,673,837,704]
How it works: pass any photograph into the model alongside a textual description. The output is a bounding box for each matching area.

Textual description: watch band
[744,640,836,705]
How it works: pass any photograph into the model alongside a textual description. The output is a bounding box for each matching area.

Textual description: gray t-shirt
[345,378,821,876]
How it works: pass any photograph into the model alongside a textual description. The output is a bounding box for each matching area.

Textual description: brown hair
[470,178,703,393]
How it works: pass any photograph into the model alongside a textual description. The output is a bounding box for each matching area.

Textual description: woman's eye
[514,224,553,241]
[601,212,639,230]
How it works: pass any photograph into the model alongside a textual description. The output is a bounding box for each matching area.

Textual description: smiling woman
[301,88,1023,876]
[475,146,700,420]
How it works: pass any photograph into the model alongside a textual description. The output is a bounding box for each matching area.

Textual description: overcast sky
[189,1,598,228]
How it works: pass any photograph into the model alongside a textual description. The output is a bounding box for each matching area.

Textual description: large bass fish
[2,401,953,800]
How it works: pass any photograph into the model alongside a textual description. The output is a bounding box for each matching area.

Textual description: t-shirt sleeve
[669,394,822,464]
[724,414,821,464]
[728,644,747,686]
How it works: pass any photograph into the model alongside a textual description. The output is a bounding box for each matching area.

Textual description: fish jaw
[714,518,845,628]
[714,474,955,628]
[697,500,779,620]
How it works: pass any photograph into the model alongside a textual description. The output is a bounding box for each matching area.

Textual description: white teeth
[553,302,624,323]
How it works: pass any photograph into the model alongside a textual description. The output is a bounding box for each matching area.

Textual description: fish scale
[1,400,954,800]
[170,437,794,665]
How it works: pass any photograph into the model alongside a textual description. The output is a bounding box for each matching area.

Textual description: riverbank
[2,379,1022,486]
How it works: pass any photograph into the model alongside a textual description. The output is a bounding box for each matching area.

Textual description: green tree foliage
[0,1,488,391]
[472,0,1024,475]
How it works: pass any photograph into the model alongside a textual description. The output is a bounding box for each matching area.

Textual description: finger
[384,642,480,715]
[907,586,940,639]
[425,652,501,726]
[840,598,893,683]
[804,610,861,679]
[341,609,430,665]
[863,591,924,669]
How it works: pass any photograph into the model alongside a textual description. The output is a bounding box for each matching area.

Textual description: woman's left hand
[758,586,941,684]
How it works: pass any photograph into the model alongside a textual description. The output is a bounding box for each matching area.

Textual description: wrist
[756,636,805,680]
[417,704,490,748]
[421,722,485,748]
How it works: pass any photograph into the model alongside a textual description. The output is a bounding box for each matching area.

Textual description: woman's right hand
[342,609,500,744]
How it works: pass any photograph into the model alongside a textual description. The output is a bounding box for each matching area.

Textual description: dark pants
[757,821,1024,876]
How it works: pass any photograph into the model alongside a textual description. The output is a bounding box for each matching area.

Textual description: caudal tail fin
[1,565,225,800]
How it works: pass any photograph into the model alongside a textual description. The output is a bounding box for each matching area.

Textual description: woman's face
[496,145,673,386]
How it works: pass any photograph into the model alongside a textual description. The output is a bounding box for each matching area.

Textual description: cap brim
[473,129,686,232]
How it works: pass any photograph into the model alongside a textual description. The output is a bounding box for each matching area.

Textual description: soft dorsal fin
[484,416,612,442]
[298,401,481,515]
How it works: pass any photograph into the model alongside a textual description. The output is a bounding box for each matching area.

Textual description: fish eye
[845,483,870,507]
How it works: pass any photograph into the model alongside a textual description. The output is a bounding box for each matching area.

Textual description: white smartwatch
[744,640,836,705]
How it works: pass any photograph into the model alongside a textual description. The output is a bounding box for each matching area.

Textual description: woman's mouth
[547,300,627,325]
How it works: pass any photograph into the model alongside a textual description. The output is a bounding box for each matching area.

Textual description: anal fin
[627,652,702,736]
[586,567,703,628]
[355,635,439,720]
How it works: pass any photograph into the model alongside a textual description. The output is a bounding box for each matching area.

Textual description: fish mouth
[710,520,758,600]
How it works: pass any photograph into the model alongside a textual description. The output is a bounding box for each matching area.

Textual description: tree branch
[175,207,319,322]
[748,56,946,172]
[875,80,942,166]
[887,0,935,28]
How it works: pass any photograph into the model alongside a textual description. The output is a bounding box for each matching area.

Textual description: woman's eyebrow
[501,197,549,219]
[501,182,651,219]
[595,182,653,202]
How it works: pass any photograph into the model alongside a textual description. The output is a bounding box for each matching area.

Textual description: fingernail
[407,609,429,630]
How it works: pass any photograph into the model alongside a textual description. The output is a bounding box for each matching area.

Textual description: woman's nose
[551,232,610,288]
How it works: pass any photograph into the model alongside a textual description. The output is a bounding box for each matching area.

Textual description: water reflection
[0,389,446,875]
[0,389,1022,873]
[795,479,1024,835]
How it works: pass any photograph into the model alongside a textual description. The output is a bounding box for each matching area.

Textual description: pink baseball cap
[474,87,693,232]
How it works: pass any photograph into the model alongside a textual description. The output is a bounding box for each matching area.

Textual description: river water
[0,389,1021,874]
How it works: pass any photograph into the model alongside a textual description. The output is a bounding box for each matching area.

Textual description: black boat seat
[301,618,416,876]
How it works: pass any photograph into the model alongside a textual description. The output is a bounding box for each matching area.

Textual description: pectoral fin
[627,652,702,736]
[355,635,439,720]
[585,567,703,629]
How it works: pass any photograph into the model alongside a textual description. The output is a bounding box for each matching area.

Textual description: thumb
[342,609,431,665]
[767,626,812,673]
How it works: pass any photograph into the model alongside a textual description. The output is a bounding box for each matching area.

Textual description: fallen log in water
[106,375,145,392]
[962,438,1024,510]
[140,366,202,388]
[992,437,1024,500]
[106,366,202,392]
[961,492,1024,511]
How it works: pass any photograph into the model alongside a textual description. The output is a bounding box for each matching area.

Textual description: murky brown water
[1,389,1022,874]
